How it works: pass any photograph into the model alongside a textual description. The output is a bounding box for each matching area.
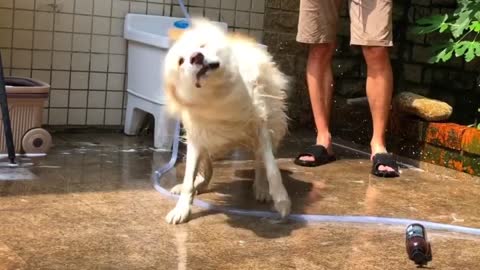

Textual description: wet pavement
[0,131,479,269]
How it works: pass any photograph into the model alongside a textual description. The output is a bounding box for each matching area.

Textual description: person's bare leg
[362,46,395,173]
[299,43,336,162]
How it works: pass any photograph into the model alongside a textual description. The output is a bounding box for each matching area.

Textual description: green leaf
[429,47,454,63]
[475,11,480,21]
[454,41,470,56]
[469,21,480,32]
[441,49,454,62]
[430,42,451,53]
[440,23,450,33]
[451,10,472,38]
[412,14,449,35]
[414,2,480,64]
[464,41,480,62]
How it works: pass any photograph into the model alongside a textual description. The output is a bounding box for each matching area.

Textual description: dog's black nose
[190,52,204,65]
[208,62,220,70]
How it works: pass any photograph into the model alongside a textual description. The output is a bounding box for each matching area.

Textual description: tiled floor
[1,132,479,269]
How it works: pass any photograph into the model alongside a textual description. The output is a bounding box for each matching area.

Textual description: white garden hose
[152,0,189,184]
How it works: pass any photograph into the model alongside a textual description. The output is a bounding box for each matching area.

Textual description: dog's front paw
[170,184,183,195]
[274,199,291,219]
[170,183,206,195]
[165,205,191,224]
[253,182,272,203]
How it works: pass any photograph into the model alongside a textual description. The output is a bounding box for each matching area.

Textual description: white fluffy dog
[163,18,291,224]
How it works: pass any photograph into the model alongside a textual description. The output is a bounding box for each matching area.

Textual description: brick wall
[264,0,480,137]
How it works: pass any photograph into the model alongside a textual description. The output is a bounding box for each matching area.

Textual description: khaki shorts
[296,0,393,46]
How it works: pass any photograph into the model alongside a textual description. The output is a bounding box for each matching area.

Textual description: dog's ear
[228,32,256,44]
[168,28,185,43]
[190,17,211,28]
[164,79,197,113]
[190,17,226,35]
[164,80,182,115]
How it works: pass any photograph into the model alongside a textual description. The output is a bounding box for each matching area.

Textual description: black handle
[0,52,16,164]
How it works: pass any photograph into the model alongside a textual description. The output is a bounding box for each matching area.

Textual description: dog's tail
[255,60,290,149]
[260,61,290,112]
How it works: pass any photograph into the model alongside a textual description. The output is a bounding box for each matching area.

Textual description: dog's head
[164,18,234,109]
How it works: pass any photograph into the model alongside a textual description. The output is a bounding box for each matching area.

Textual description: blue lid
[174,20,190,29]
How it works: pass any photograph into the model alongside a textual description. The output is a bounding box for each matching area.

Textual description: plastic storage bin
[0,77,52,154]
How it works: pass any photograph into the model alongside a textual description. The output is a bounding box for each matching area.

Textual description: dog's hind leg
[258,125,291,218]
[253,154,272,203]
[194,155,212,193]
[166,141,203,224]
[171,155,212,195]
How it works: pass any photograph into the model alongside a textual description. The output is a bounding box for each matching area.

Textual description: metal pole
[0,52,16,164]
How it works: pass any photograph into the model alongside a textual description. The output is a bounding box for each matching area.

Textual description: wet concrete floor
[0,131,479,269]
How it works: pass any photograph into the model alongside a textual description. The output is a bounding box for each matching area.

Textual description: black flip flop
[371,153,400,178]
[294,145,336,167]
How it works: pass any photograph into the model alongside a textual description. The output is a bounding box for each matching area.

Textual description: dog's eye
[178,57,184,66]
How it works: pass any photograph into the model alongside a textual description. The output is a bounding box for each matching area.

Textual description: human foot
[370,144,399,177]
[298,134,334,163]
[294,144,336,167]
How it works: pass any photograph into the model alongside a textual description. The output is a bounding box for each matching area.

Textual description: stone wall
[264,0,480,140]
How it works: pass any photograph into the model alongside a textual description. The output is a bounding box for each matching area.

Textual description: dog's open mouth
[190,52,220,88]
[195,62,220,88]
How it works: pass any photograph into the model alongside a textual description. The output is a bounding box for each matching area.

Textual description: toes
[299,155,314,162]
[254,188,272,203]
[165,206,191,224]
[378,165,395,172]
[274,199,291,218]
[256,193,272,203]
[170,184,183,195]
[270,186,291,218]
[253,181,272,203]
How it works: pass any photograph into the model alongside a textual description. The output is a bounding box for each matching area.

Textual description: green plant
[413,0,480,63]
[413,0,480,129]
